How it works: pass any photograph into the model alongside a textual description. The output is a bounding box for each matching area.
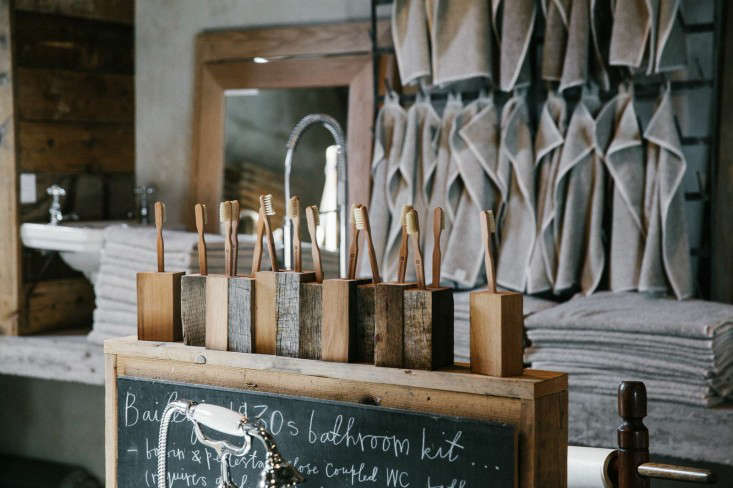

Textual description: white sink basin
[21,221,133,284]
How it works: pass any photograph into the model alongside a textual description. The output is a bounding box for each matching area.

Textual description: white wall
[136,0,372,225]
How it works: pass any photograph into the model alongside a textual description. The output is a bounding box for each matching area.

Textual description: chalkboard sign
[117,377,516,488]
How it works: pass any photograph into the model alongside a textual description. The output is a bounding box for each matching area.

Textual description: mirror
[223,86,348,249]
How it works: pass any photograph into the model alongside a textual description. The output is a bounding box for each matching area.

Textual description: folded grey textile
[525,291,733,339]
[454,290,557,363]
[569,390,733,465]
[392,0,432,85]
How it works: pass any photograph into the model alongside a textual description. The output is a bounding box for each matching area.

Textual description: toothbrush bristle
[438,208,445,230]
[219,201,231,222]
[201,203,207,224]
[309,205,320,226]
[400,204,413,226]
[354,206,367,230]
[406,210,419,234]
[349,203,360,223]
[263,194,275,216]
[287,196,300,218]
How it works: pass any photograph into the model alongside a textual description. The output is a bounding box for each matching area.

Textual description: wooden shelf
[0,329,104,385]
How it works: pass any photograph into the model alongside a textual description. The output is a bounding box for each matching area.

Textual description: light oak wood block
[299,282,322,360]
[136,271,184,342]
[105,336,568,488]
[374,282,414,368]
[403,287,454,370]
[181,274,206,346]
[321,279,358,362]
[204,275,254,352]
[254,271,315,356]
[470,290,524,377]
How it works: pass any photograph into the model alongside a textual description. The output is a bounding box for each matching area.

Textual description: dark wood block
[403,287,454,370]
[181,274,206,346]
[254,271,315,356]
[355,283,376,363]
[470,290,524,377]
[299,282,322,360]
[136,271,184,342]
[205,275,254,352]
[373,282,413,367]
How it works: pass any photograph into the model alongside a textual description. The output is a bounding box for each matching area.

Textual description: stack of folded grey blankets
[525,292,733,407]
[88,224,338,344]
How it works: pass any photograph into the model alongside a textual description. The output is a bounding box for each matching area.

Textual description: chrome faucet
[46,184,78,225]
[283,114,348,278]
[134,185,157,224]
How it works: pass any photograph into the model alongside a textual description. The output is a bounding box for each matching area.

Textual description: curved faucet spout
[283,114,348,278]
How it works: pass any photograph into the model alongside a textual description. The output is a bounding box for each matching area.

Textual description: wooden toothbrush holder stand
[403,287,454,370]
[136,271,184,342]
[205,275,254,352]
[181,274,206,346]
[470,290,524,377]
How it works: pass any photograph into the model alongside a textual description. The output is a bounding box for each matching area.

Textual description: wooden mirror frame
[189,21,389,232]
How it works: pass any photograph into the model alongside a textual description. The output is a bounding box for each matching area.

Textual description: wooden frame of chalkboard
[104,336,568,488]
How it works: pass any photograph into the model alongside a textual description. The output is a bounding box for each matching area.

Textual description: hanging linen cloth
[654,0,687,73]
[392,0,432,85]
[554,92,606,295]
[428,0,493,86]
[596,85,645,292]
[527,92,566,294]
[608,0,654,72]
[422,94,463,283]
[590,0,613,90]
[443,93,503,288]
[381,93,440,282]
[639,87,693,299]
[497,0,536,91]
[496,93,535,292]
[541,0,590,91]
[540,0,571,82]
[363,93,406,279]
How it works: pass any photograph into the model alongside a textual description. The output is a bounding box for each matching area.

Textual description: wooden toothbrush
[288,196,302,272]
[259,194,279,272]
[220,201,233,277]
[251,203,265,275]
[406,209,425,289]
[154,201,165,272]
[347,203,362,279]
[229,200,240,275]
[194,203,207,275]
[354,205,381,284]
[305,205,323,283]
[397,204,413,283]
[480,210,497,293]
[431,207,444,288]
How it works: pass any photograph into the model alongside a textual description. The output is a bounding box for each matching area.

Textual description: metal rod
[638,463,716,484]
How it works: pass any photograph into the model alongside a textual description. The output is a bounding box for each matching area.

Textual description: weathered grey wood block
[299,282,322,360]
[205,275,254,352]
[254,271,315,356]
[355,283,376,363]
[373,282,414,367]
[403,287,454,370]
[181,274,206,346]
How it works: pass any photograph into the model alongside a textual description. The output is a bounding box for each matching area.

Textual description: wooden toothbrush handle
[263,215,279,272]
[398,228,408,283]
[156,229,164,273]
[480,212,497,293]
[251,210,264,275]
[411,233,425,289]
[348,227,359,279]
[307,219,323,283]
[198,235,207,275]
[231,202,240,276]
[293,219,302,273]
[224,226,232,277]
[364,230,381,284]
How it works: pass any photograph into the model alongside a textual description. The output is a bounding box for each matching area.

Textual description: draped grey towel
[609,0,653,70]
[364,93,406,279]
[541,0,570,82]
[423,94,463,283]
[428,0,493,86]
[527,92,566,294]
[639,87,693,299]
[597,86,645,292]
[497,0,536,91]
[496,94,536,292]
[392,0,432,85]
[382,94,439,282]
[554,96,606,295]
[559,0,590,90]
[443,94,502,288]
[654,0,687,73]
[590,0,613,90]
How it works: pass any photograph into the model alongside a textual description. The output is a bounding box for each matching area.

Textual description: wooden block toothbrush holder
[470,210,524,377]
[137,202,184,342]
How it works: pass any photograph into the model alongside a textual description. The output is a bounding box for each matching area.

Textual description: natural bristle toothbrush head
[262,194,275,216]
[287,196,300,219]
[349,203,362,223]
[406,210,419,234]
[308,205,320,226]
[219,201,232,222]
[486,210,496,232]
[400,204,414,226]
[354,206,367,230]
